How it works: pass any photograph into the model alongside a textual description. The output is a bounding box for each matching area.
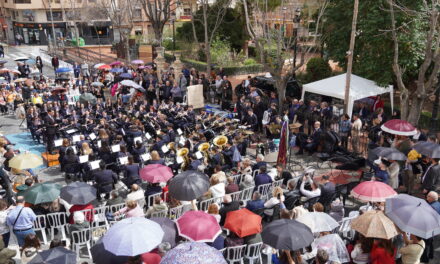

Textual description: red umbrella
[98,64,111,70]
[381,119,416,136]
[109,61,123,66]
[351,181,397,202]
[224,209,262,238]
[176,211,221,242]
[140,164,173,183]
[51,87,67,94]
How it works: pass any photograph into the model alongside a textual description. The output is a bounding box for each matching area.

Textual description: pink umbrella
[131,59,144,65]
[110,61,123,66]
[176,211,221,242]
[140,164,173,183]
[381,119,416,136]
[351,181,397,202]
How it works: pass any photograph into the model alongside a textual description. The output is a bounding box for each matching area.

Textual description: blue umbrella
[110,68,123,73]
[26,59,36,65]
[385,194,440,239]
[55,67,72,73]
[161,242,227,264]
[103,217,164,256]
[119,72,133,79]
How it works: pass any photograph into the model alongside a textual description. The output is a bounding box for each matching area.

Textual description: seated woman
[115,200,145,218]
[145,196,168,217]
[264,187,285,218]
[146,151,165,165]
[122,155,141,188]
[209,177,225,199]
[299,176,321,202]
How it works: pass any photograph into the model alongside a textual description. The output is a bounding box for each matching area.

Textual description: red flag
[277,121,289,166]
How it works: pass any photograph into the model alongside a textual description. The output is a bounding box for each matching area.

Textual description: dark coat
[93,169,118,193]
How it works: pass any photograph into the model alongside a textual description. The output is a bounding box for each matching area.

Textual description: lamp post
[48,0,57,53]
[292,7,301,77]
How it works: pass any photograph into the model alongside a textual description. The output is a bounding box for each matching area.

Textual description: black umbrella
[60,182,97,205]
[91,237,129,264]
[261,219,314,251]
[370,147,407,161]
[413,141,440,158]
[151,217,178,247]
[29,247,76,264]
[168,170,210,201]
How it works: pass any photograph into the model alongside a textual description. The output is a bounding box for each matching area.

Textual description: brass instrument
[213,135,228,147]
[198,142,211,165]
[268,123,282,134]
[177,147,190,171]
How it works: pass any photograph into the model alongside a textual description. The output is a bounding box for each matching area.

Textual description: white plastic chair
[168,205,184,220]
[137,197,147,209]
[92,206,109,229]
[241,187,254,202]
[150,209,168,218]
[230,174,241,185]
[225,245,247,264]
[147,193,162,208]
[33,214,48,244]
[229,191,242,202]
[106,203,125,214]
[71,229,92,258]
[257,183,272,200]
[272,179,283,188]
[199,197,217,212]
[244,242,263,264]
[46,212,68,240]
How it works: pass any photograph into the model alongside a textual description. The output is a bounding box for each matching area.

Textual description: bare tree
[241,0,328,111]
[139,0,178,45]
[186,0,231,75]
[388,0,440,125]
[98,0,139,60]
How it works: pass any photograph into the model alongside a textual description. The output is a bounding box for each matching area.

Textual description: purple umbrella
[131,59,144,64]
[161,242,227,264]
[150,217,178,247]
[385,194,440,239]
[119,72,133,79]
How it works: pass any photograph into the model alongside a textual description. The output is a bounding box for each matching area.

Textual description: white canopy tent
[301,73,393,117]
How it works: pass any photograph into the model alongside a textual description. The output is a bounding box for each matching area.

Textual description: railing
[62,46,123,64]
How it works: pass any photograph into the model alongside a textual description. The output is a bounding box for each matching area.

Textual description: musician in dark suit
[122,156,141,188]
[242,108,258,131]
[93,161,118,200]
[44,109,58,154]
[304,121,322,154]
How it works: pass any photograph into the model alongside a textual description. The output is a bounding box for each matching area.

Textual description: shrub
[243,58,257,65]
[305,57,332,83]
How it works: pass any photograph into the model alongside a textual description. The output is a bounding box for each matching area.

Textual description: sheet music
[176,156,184,164]
[89,160,101,170]
[97,140,102,148]
[66,129,77,134]
[89,133,96,140]
[72,135,81,143]
[134,136,142,144]
[161,145,169,153]
[111,145,121,153]
[71,146,77,154]
[141,153,151,161]
[195,151,203,160]
[145,133,151,140]
[177,128,183,135]
[79,155,89,163]
[54,139,63,147]
[121,128,126,136]
[119,156,129,165]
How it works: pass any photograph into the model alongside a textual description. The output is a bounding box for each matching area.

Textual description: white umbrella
[296,212,340,233]
[120,80,142,89]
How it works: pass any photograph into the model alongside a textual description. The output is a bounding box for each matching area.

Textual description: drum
[203,129,215,141]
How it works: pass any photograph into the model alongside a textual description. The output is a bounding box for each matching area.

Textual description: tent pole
[344,0,359,114]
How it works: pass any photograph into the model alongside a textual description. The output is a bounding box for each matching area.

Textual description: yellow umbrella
[9,153,43,170]
[351,210,399,239]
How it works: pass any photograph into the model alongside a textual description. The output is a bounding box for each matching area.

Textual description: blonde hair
[151,150,160,161]
[126,200,137,209]
[272,186,283,198]
[82,142,93,155]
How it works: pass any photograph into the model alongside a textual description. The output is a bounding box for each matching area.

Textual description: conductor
[44,109,58,154]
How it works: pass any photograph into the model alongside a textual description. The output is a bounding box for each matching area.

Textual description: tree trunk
[275,76,287,113]
[203,4,211,75]
[206,44,212,77]
[125,35,130,61]
[154,25,162,45]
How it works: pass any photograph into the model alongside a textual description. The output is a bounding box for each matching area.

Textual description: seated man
[219,194,240,226]
[245,192,265,212]
[318,175,336,209]
[299,121,322,155]
[254,166,272,190]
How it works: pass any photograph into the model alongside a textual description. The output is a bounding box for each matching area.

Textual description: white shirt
[352,118,362,131]
[0,209,10,235]
[300,179,321,199]
[127,190,144,201]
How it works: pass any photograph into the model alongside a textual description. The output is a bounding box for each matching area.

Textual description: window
[14,0,31,3]
[183,8,191,16]
[90,26,109,38]
[133,8,142,18]
[46,11,63,21]
[22,10,34,22]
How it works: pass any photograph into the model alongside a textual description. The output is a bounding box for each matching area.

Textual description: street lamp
[292,7,301,76]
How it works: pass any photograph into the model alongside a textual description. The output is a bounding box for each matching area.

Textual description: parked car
[250,73,302,99]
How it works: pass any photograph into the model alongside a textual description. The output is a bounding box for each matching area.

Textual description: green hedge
[181,58,264,75]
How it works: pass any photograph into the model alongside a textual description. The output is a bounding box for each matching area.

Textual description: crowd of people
[0,55,437,264]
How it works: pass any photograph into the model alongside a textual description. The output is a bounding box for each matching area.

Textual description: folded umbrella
[296,212,340,233]
[161,242,227,264]
[140,164,173,183]
[381,119,417,136]
[385,194,440,239]
[351,210,398,239]
[176,211,221,242]
[351,181,397,202]
[60,182,97,205]
[168,170,210,201]
[103,217,164,256]
[224,208,262,238]
[91,237,128,264]
[23,182,61,205]
[150,217,178,247]
[29,247,76,264]
[9,153,43,170]
[261,219,314,250]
